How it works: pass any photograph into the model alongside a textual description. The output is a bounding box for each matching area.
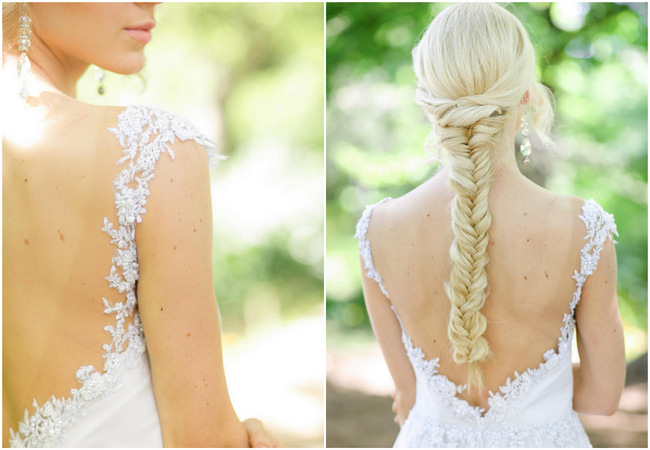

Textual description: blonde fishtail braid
[421,97,509,391]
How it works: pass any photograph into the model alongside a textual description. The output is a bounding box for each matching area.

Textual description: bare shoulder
[48,100,211,154]
[557,191,587,223]
[375,171,449,225]
[557,193,616,242]
[37,93,120,130]
[364,172,449,256]
[145,136,211,207]
[536,189,589,235]
[4,94,112,148]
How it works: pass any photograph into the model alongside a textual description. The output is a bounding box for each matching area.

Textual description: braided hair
[412,2,555,391]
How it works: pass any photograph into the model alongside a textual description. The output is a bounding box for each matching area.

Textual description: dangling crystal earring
[520,115,532,165]
[17,2,32,100]
[94,67,106,95]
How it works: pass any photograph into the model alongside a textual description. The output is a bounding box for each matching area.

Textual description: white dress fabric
[9,106,222,447]
[356,197,618,448]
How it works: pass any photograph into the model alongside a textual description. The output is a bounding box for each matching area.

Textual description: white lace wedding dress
[9,106,222,447]
[356,197,617,448]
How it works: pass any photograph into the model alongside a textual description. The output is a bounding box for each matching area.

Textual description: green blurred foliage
[326,3,648,350]
[80,3,324,336]
[151,3,325,157]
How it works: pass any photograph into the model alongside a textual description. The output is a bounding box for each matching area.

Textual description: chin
[102,53,146,75]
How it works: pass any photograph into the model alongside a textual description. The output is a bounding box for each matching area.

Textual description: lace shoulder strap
[571,198,618,310]
[99,105,224,426]
[101,104,225,362]
[107,105,224,221]
[354,197,392,298]
[7,106,226,448]
[104,104,225,233]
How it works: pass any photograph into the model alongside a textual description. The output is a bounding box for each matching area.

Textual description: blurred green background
[78,3,324,447]
[326,2,647,448]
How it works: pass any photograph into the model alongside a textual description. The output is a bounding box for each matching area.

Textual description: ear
[520,90,530,105]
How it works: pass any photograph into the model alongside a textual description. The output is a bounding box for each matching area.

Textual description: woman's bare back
[2,94,134,443]
[365,167,588,410]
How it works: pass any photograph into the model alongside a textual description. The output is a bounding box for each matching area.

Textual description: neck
[490,109,527,176]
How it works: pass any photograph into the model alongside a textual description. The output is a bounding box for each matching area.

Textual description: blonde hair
[412,3,555,391]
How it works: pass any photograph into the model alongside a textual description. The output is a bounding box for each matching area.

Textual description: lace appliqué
[356,198,616,447]
[399,324,566,424]
[572,198,618,312]
[400,409,590,448]
[355,197,393,298]
[9,106,222,447]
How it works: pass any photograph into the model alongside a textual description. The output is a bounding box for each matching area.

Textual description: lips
[125,22,155,44]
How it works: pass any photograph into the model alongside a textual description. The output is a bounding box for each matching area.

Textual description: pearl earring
[520,115,532,165]
[17,2,32,100]
[95,67,106,95]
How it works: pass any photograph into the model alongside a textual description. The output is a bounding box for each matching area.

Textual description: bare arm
[359,255,416,426]
[573,237,625,415]
[136,139,248,447]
